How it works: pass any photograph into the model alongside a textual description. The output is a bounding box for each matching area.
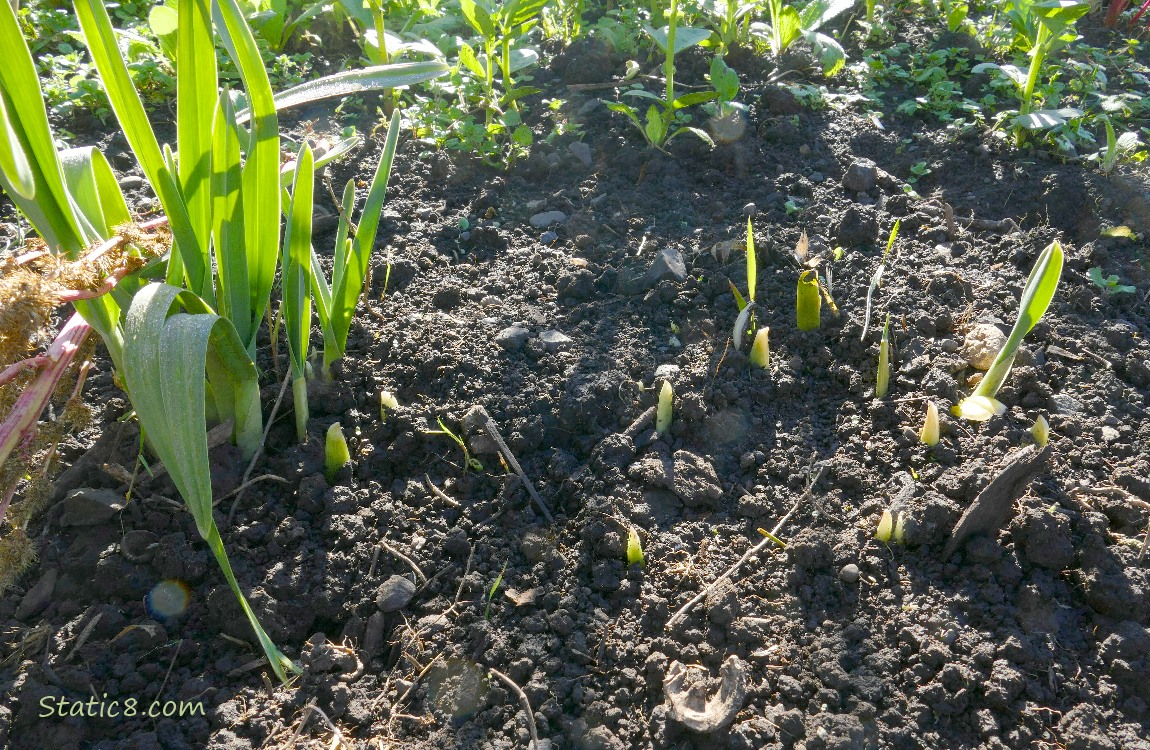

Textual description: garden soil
[3,18,1150,750]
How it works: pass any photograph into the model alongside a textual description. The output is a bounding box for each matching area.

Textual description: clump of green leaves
[1089,267,1135,295]
[751,0,852,76]
[606,0,715,151]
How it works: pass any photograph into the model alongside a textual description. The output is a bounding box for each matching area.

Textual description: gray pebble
[118,175,145,190]
[529,210,567,229]
[540,230,558,244]
[539,329,572,353]
[59,488,125,526]
[839,564,860,584]
[496,326,530,351]
[569,141,593,168]
[376,575,416,612]
[742,202,758,216]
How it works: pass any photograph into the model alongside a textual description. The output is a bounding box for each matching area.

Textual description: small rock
[1100,426,1120,443]
[842,159,879,193]
[839,564,860,584]
[569,141,593,168]
[496,326,530,351]
[529,210,567,229]
[118,175,145,190]
[362,612,386,657]
[375,576,416,613]
[15,568,57,620]
[654,364,680,381]
[742,202,758,216]
[59,488,125,526]
[646,247,687,287]
[961,323,1007,370]
[521,528,553,563]
[538,329,572,353]
[1051,394,1085,415]
[540,230,558,244]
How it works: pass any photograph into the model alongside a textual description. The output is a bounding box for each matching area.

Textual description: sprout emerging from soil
[325,422,351,482]
[626,526,645,566]
[749,327,770,369]
[920,401,940,446]
[876,509,894,542]
[876,313,891,399]
[954,240,1064,421]
[1032,414,1050,447]
[796,270,821,330]
[379,390,398,421]
[657,380,673,437]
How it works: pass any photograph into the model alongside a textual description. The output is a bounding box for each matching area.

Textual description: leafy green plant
[954,240,1064,421]
[751,0,852,76]
[282,142,315,440]
[458,0,545,118]
[972,0,1091,144]
[1093,116,1143,175]
[606,0,716,151]
[1089,267,1136,295]
[701,0,756,53]
[313,110,402,380]
[431,416,484,471]
[0,0,445,681]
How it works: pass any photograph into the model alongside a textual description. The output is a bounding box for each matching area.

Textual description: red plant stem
[80,216,169,265]
[56,265,133,302]
[0,356,50,389]
[0,312,90,525]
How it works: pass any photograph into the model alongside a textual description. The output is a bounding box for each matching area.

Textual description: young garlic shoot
[750,327,770,369]
[919,401,940,446]
[732,218,758,350]
[875,313,891,398]
[875,509,907,544]
[656,380,674,437]
[862,220,899,341]
[1032,414,1050,447]
[796,270,821,331]
[626,527,646,566]
[379,390,399,421]
[325,422,351,482]
[875,509,894,542]
[954,240,1064,421]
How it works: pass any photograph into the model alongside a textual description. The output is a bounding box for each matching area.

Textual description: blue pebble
[540,231,558,244]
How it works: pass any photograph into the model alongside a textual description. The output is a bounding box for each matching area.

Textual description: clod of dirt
[529,210,567,229]
[538,329,572,353]
[14,568,57,620]
[57,488,125,526]
[841,159,879,194]
[961,323,1008,370]
[375,575,416,612]
[671,450,724,508]
[663,655,748,733]
[1010,507,1075,570]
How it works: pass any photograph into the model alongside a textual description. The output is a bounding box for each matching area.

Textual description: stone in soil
[529,210,567,228]
[961,323,1008,370]
[538,329,572,353]
[842,158,879,193]
[496,325,530,351]
[375,575,416,613]
[58,488,125,526]
[670,450,723,508]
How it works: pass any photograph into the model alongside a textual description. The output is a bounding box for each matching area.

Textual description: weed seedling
[485,561,507,620]
[432,417,484,471]
[1089,267,1135,295]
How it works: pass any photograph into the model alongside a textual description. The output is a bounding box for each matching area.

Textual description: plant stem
[292,373,309,442]
[665,0,678,105]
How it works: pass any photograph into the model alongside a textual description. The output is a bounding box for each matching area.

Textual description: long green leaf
[211,91,250,344]
[235,62,449,124]
[123,283,293,682]
[0,91,34,200]
[177,0,217,299]
[0,2,85,252]
[283,143,314,440]
[214,0,281,352]
[74,0,205,287]
[59,147,132,238]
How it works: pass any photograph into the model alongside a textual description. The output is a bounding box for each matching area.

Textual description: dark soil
[4,16,1150,750]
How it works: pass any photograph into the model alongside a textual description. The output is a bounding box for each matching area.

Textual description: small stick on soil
[488,667,543,750]
[214,474,288,506]
[64,609,101,662]
[465,406,554,523]
[942,444,1052,559]
[666,465,828,630]
[378,539,428,585]
[227,373,292,526]
[455,546,475,605]
[621,406,656,441]
[424,474,462,507]
[287,698,344,749]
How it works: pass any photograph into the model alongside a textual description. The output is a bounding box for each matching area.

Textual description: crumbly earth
[3,16,1150,750]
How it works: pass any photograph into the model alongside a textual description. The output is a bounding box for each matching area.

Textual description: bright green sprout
[626,526,646,566]
[656,380,673,437]
[486,561,507,620]
[325,422,351,483]
[796,269,821,330]
[1032,414,1050,447]
[919,401,940,447]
